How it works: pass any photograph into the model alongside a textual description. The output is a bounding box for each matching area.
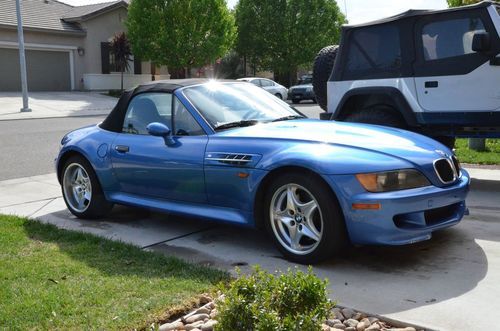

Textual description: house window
[109,52,119,72]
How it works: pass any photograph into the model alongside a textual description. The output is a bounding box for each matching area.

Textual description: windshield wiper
[272,115,305,122]
[214,120,260,131]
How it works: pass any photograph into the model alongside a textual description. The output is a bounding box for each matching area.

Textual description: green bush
[216,267,334,331]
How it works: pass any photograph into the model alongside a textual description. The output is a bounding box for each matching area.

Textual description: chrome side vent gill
[205,153,255,166]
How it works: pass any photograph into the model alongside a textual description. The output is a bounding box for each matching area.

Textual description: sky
[59,0,449,25]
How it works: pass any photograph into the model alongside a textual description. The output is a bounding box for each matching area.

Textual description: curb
[336,305,437,331]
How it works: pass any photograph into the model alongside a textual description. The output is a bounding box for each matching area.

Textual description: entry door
[413,10,500,112]
[110,92,208,203]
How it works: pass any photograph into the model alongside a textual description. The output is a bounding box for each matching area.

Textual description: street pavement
[0,116,106,180]
[1,93,499,330]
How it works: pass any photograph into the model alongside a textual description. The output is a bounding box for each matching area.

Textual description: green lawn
[0,215,228,330]
[454,139,500,165]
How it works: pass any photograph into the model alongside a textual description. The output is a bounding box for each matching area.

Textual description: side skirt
[106,192,255,227]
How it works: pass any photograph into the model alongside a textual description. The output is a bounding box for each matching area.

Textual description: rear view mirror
[472,31,491,52]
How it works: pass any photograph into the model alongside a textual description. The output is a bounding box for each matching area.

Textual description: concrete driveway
[1,168,499,331]
[0,91,117,120]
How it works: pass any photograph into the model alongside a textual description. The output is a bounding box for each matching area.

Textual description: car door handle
[115,145,129,153]
[425,81,438,88]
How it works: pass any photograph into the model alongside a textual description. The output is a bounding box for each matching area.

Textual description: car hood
[290,84,312,89]
[215,119,450,164]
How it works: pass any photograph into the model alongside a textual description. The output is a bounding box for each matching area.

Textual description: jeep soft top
[313,1,500,147]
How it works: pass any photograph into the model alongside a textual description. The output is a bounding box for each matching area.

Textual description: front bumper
[288,89,315,100]
[326,169,470,245]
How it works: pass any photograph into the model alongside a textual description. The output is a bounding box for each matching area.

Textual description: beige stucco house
[0,0,168,91]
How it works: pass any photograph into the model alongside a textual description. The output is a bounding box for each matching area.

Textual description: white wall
[83,73,170,90]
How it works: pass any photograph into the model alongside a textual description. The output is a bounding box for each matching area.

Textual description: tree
[110,32,132,91]
[448,0,478,6]
[215,51,245,79]
[126,0,236,78]
[448,0,498,6]
[235,0,346,86]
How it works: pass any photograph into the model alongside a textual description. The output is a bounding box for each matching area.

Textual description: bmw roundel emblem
[435,149,449,158]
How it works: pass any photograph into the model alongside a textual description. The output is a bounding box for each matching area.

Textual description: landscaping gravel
[157,294,425,331]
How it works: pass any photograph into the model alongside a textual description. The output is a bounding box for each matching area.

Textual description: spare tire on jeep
[313,45,338,111]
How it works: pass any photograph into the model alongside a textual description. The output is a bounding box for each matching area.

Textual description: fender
[325,87,419,127]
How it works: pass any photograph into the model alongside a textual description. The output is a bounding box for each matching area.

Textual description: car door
[413,8,500,112]
[110,92,208,203]
[259,79,276,94]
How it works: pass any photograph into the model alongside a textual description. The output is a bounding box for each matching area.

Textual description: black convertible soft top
[100,79,213,132]
[343,0,495,30]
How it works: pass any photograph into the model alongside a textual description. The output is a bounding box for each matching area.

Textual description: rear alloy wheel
[264,173,347,263]
[292,98,301,104]
[62,156,113,219]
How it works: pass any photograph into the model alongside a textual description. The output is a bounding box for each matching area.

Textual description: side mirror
[146,122,175,146]
[472,31,491,53]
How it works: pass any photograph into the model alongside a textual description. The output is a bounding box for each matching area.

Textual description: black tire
[61,155,113,219]
[292,98,301,104]
[313,45,338,111]
[433,136,456,149]
[264,172,347,264]
[274,93,283,100]
[344,105,406,129]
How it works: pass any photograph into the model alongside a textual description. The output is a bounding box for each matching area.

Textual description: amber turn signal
[352,203,381,210]
[355,173,379,192]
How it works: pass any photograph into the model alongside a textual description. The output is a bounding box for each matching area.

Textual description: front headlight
[306,86,313,92]
[356,169,430,192]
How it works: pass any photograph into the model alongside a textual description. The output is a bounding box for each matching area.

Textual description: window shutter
[101,42,110,74]
[134,57,142,74]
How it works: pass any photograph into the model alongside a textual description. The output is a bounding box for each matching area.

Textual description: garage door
[0,48,70,91]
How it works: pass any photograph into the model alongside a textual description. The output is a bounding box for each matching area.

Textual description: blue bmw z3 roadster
[56,79,470,263]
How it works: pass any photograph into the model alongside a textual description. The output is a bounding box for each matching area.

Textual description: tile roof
[62,0,125,22]
[0,0,127,34]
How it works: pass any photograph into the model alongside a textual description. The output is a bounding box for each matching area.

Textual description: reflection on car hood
[215,119,448,161]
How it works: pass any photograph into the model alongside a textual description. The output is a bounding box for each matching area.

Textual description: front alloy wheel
[270,184,323,255]
[264,172,347,263]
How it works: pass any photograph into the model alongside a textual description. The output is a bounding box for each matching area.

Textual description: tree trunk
[243,55,247,76]
[120,69,124,91]
[274,68,297,88]
[151,63,156,81]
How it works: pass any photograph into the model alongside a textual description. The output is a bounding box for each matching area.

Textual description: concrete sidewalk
[0,92,117,120]
[1,167,500,331]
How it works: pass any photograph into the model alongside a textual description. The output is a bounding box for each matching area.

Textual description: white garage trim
[0,41,77,90]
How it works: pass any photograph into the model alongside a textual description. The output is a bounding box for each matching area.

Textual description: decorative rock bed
[158,294,425,331]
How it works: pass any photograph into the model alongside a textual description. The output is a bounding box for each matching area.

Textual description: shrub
[216,266,334,331]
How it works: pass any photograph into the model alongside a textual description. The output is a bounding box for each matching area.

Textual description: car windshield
[182,81,304,130]
[298,76,312,85]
